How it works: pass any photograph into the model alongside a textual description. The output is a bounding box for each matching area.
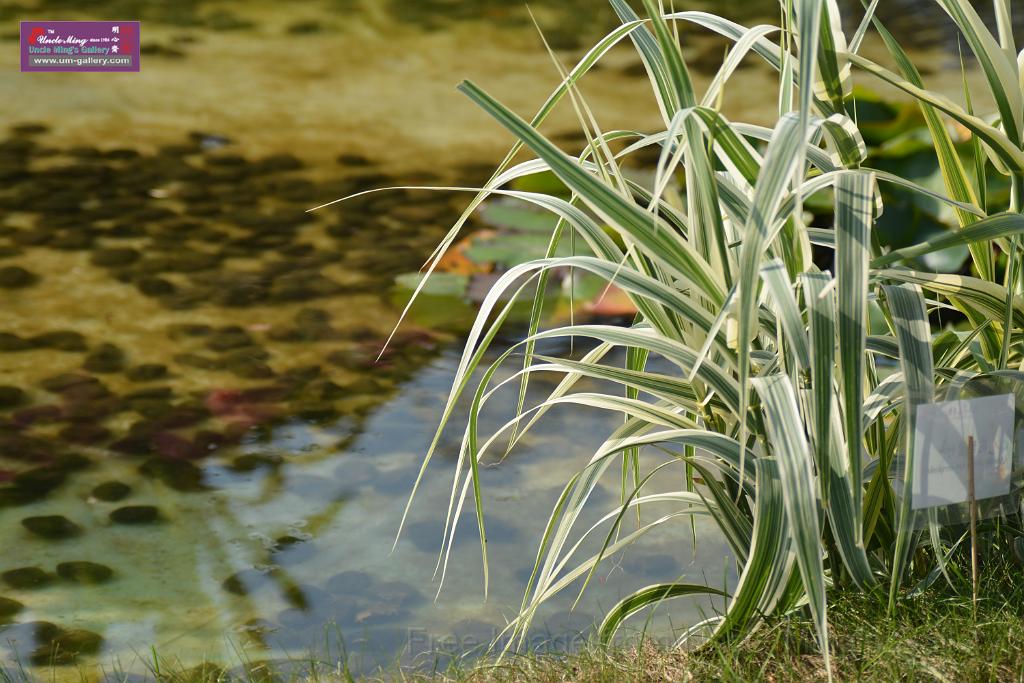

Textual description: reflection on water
[0,90,727,681]
[0,329,732,676]
[0,0,1016,677]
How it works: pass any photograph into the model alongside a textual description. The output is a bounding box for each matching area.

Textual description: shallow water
[1,340,732,676]
[0,0,1014,678]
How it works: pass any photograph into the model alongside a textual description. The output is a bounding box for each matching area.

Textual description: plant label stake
[911,394,1016,610]
[912,394,1014,511]
[967,435,977,610]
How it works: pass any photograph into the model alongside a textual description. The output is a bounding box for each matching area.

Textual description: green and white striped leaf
[761,260,811,369]
[752,375,830,671]
[735,113,812,482]
[933,0,1022,146]
[836,172,874,517]
[846,52,1024,173]
[871,213,1024,267]
[802,272,834,500]
[883,284,934,609]
[599,583,729,643]
[458,80,726,305]
[711,459,795,643]
[877,270,1024,326]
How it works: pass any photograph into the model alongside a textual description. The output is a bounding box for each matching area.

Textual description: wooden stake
[967,435,978,611]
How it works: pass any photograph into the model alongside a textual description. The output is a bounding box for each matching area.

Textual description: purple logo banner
[21,21,140,72]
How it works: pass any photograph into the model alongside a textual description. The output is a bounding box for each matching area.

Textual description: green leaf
[458,80,726,306]
[711,459,795,644]
[761,260,811,369]
[752,375,830,670]
[802,272,835,502]
[933,0,1023,146]
[836,171,874,517]
[599,583,729,643]
[394,271,468,298]
[871,212,1024,267]
[882,284,934,610]
[847,52,1024,174]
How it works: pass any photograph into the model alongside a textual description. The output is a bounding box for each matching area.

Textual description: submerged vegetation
[401,0,1024,671]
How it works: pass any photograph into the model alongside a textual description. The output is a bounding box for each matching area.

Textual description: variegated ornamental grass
[386,0,1024,673]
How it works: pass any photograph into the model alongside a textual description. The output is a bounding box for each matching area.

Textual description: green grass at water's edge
[399,561,1024,682]
[6,560,1022,683]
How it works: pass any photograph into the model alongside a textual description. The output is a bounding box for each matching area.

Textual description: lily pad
[478,202,560,233]
[22,515,82,539]
[0,597,22,619]
[109,505,162,525]
[393,271,468,298]
[387,289,477,330]
[509,170,569,196]
[463,232,575,265]
[2,567,53,589]
[57,561,114,584]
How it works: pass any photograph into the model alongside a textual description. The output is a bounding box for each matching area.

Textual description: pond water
[0,0,1014,678]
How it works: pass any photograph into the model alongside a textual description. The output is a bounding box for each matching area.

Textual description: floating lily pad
[14,466,68,497]
[82,343,126,373]
[0,332,32,351]
[59,423,111,445]
[0,597,22,619]
[90,248,140,268]
[21,515,82,540]
[478,201,561,233]
[852,87,922,147]
[109,505,161,525]
[393,271,468,298]
[30,626,103,665]
[57,561,114,584]
[206,326,254,352]
[509,170,569,196]
[872,148,949,222]
[2,567,53,589]
[5,620,60,646]
[325,570,372,595]
[0,266,38,289]
[32,331,87,352]
[91,481,131,502]
[238,618,275,646]
[228,453,283,472]
[139,458,206,492]
[874,127,939,159]
[269,535,316,565]
[874,195,968,272]
[463,232,575,265]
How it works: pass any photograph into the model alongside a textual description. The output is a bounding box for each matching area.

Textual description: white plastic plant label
[911,393,1014,510]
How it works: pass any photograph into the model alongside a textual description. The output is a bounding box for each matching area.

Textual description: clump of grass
[387,562,1024,682]
[368,0,1024,673]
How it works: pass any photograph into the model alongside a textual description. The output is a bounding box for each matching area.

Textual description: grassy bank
[2,562,1021,682]
[403,563,1024,683]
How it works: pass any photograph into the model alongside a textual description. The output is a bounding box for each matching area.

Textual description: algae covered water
[0,120,727,674]
[0,0,1013,678]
